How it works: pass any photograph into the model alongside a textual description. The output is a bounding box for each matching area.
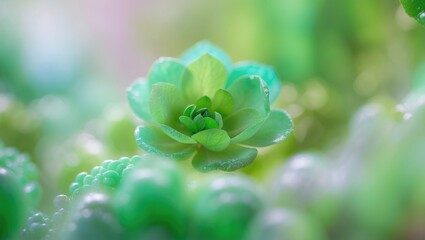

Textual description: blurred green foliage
[1,0,425,239]
[1,0,424,154]
[0,167,26,240]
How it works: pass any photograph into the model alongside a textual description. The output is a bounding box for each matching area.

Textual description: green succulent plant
[127,41,293,172]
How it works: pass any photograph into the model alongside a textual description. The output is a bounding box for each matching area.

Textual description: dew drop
[403,112,412,121]
[418,12,425,24]
[264,86,270,97]
[54,194,70,209]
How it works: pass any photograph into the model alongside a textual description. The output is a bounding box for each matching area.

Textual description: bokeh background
[1,0,425,239]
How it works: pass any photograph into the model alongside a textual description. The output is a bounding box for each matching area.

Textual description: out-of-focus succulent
[0,167,26,240]
[62,192,124,240]
[113,154,186,239]
[0,143,42,239]
[269,153,342,227]
[127,41,293,172]
[190,174,264,240]
[246,208,325,240]
[0,144,42,210]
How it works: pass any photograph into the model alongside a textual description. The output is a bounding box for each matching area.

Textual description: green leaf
[127,80,153,121]
[223,108,264,138]
[159,124,196,144]
[149,83,185,126]
[227,62,281,103]
[211,89,234,117]
[215,112,223,128]
[192,144,258,172]
[226,76,270,116]
[181,41,232,71]
[181,54,228,103]
[195,108,208,117]
[183,104,196,118]
[191,129,230,152]
[230,121,264,144]
[195,96,212,109]
[134,125,196,160]
[400,0,425,24]
[179,116,198,133]
[147,57,186,89]
[204,117,218,129]
[193,114,206,132]
[241,109,294,147]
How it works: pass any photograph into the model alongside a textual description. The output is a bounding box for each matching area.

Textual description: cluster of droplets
[21,195,71,240]
[68,156,140,199]
[418,12,425,24]
[49,195,72,238]
[21,156,140,239]
[0,144,41,209]
[179,96,223,134]
[21,211,52,240]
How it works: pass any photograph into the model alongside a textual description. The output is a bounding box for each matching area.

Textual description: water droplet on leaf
[418,12,425,24]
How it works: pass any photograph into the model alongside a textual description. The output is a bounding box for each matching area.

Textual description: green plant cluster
[127,42,293,172]
[17,155,325,240]
[3,87,425,240]
[2,38,425,240]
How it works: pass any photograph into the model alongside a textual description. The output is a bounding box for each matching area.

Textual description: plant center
[178,97,223,134]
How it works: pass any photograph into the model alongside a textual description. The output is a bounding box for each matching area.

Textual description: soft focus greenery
[1,1,425,239]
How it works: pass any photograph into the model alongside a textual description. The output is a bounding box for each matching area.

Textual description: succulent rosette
[127,42,293,172]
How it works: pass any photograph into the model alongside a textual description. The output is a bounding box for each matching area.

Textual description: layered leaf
[191,129,230,151]
[126,80,153,122]
[183,104,196,118]
[134,125,196,160]
[211,89,234,117]
[241,109,294,147]
[181,54,227,103]
[215,112,223,128]
[147,57,186,89]
[230,120,264,144]
[193,114,206,132]
[179,116,198,133]
[195,96,212,109]
[204,117,219,129]
[192,144,258,172]
[223,108,264,138]
[149,83,185,126]
[227,62,281,103]
[226,76,270,116]
[159,124,196,144]
[181,41,232,71]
